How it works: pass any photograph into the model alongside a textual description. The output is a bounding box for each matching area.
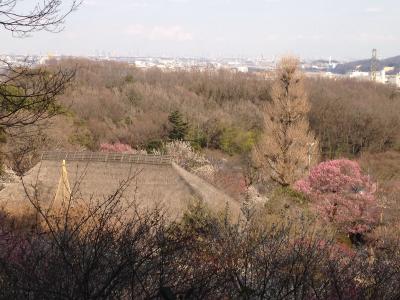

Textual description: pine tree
[254,57,318,186]
[168,110,189,141]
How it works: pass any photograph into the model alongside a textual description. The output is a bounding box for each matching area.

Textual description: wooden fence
[41,151,172,166]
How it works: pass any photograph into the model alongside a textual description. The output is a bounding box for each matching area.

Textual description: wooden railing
[41,151,172,166]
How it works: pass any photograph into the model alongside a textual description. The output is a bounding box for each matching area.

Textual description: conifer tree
[168,110,189,141]
[254,57,318,186]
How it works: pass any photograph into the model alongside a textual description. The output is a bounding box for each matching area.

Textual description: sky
[1,0,399,60]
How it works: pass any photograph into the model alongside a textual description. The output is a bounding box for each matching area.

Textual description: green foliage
[168,110,189,141]
[123,116,133,126]
[181,200,217,235]
[219,126,257,155]
[124,74,134,83]
[0,155,4,176]
[0,129,7,144]
[0,85,23,112]
[187,126,207,150]
[0,84,65,117]
[272,186,309,205]
[68,132,96,150]
[146,139,164,153]
[125,87,142,106]
[258,186,315,226]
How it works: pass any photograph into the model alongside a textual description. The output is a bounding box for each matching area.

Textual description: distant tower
[371,49,378,81]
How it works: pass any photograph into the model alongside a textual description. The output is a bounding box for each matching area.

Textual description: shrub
[295,159,379,238]
[186,126,207,150]
[2,200,400,299]
[146,139,164,153]
[69,131,96,150]
[219,126,257,155]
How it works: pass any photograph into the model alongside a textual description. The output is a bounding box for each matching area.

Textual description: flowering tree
[100,142,146,155]
[295,159,379,237]
[153,141,216,180]
[100,142,134,153]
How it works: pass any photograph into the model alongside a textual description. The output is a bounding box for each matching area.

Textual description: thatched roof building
[0,152,241,219]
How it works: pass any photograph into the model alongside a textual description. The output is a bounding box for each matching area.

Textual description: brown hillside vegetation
[1,60,400,300]
[40,59,400,160]
[4,59,398,229]
[359,151,400,224]
[308,78,400,157]
[15,58,395,212]
[2,59,398,225]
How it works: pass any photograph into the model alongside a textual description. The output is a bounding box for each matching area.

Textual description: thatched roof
[0,152,241,219]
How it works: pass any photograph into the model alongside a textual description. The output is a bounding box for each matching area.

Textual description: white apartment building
[387,73,400,88]
[348,70,370,80]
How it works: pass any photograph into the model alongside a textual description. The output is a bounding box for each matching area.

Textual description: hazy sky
[1,0,399,59]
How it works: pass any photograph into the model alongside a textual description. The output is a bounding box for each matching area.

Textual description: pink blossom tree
[100,142,134,153]
[295,159,379,238]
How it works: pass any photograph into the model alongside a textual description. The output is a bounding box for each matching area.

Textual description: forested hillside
[21,59,394,210]
[2,58,400,299]
[334,55,400,74]
[3,0,400,296]
[42,59,400,159]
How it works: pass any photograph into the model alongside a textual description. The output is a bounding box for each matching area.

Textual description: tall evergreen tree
[168,110,189,140]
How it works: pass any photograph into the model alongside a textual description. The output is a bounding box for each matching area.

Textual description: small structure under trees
[254,57,318,186]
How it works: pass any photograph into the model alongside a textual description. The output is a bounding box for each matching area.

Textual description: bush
[186,126,207,150]
[2,202,400,299]
[69,131,96,150]
[219,126,257,155]
[146,139,164,153]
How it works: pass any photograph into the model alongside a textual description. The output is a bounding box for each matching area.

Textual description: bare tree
[0,0,79,168]
[0,0,79,131]
[0,62,75,131]
[254,57,318,186]
[0,0,80,35]
[1,179,400,299]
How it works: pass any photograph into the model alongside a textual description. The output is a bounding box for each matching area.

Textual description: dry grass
[0,156,241,219]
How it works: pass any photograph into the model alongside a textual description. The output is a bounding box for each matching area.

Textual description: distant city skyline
[0,0,399,60]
